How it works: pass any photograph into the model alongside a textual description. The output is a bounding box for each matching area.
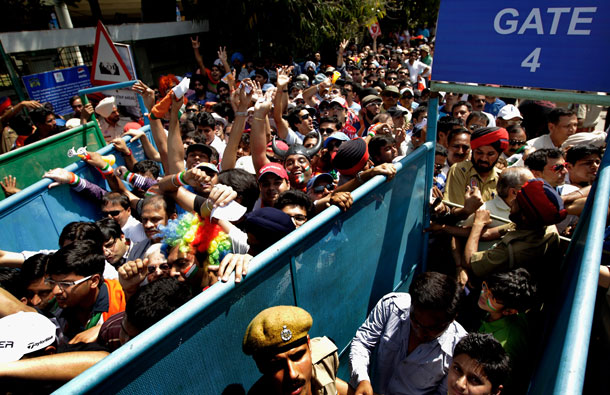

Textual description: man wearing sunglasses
[524,148,567,188]
[101,192,147,244]
[46,240,126,342]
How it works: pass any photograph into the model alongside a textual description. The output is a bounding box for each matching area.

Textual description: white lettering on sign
[494,7,596,35]
[568,7,596,35]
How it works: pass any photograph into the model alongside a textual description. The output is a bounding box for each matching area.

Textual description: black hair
[240,133,250,147]
[58,221,104,249]
[484,268,536,311]
[194,112,215,129]
[467,111,489,126]
[213,102,235,123]
[95,217,124,242]
[506,124,525,136]
[524,148,563,171]
[303,131,319,147]
[184,131,204,144]
[369,135,396,165]
[133,160,161,179]
[69,95,81,106]
[452,101,473,113]
[447,127,471,145]
[142,194,177,217]
[216,81,230,93]
[29,106,54,125]
[102,192,130,210]
[319,116,343,131]
[46,240,105,279]
[0,267,24,299]
[20,253,50,285]
[453,333,511,393]
[286,105,310,130]
[217,169,259,212]
[409,271,461,319]
[7,111,33,136]
[547,107,575,124]
[413,106,428,122]
[565,144,602,165]
[125,277,193,333]
[437,116,464,134]
[274,190,314,219]
[181,119,197,135]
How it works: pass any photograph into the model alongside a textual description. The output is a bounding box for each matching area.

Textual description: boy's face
[477,281,505,314]
[448,353,496,395]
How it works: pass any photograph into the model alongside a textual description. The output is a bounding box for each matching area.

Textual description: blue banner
[433,1,610,92]
[22,66,92,116]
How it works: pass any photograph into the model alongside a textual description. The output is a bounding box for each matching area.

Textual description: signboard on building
[433,1,610,92]
[22,66,91,116]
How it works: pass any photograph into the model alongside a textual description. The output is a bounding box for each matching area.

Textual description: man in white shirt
[527,107,577,150]
[405,49,430,86]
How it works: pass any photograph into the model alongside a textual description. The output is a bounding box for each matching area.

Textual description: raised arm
[166,93,186,174]
[217,46,232,75]
[123,129,162,163]
[337,39,348,68]
[191,36,206,72]
[250,97,273,175]
[273,66,293,141]
[463,209,491,269]
[221,79,254,170]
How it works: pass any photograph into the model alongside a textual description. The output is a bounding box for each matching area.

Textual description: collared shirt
[350,292,467,395]
[461,195,511,251]
[470,224,560,278]
[444,160,500,205]
[123,215,147,243]
[527,133,557,150]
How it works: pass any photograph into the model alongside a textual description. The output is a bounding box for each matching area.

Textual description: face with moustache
[472,146,500,174]
[259,337,313,395]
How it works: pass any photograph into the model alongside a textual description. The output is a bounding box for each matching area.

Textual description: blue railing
[52,141,434,394]
[528,133,610,394]
[0,128,152,252]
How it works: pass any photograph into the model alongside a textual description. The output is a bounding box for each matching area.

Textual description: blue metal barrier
[54,143,435,394]
[528,134,610,394]
[0,127,153,252]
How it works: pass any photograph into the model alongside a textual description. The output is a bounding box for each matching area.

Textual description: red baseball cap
[258,163,289,181]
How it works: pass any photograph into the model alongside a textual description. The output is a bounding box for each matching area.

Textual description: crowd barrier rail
[0,122,105,200]
[527,133,610,394]
[0,127,152,253]
[53,140,434,394]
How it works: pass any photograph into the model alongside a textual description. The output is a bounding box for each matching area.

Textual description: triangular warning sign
[91,21,132,86]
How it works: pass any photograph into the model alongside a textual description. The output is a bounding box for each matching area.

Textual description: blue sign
[433,1,610,92]
[22,66,92,116]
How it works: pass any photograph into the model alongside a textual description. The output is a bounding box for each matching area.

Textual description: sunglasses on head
[102,210,122,217]
[313,183,335,194]
[147,263,170,273]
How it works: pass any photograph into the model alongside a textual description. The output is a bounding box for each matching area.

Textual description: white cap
[0,312,56,362]
[65,118,81,129]
[235,155,256,175]
[211,113,227,127]
[95,96,115,118]
[497,104,522,120]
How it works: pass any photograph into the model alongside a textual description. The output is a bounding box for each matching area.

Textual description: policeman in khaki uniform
[243,305,349,395]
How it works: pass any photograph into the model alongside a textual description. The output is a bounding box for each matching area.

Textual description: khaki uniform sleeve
[444,163,466,205]
[311,337,339,395]
[470,242,509,278]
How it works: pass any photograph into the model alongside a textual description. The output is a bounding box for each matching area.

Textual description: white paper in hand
[172,77,191,99]
[211,201,247,222]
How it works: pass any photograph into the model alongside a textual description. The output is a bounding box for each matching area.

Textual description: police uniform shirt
[444,160,500,205]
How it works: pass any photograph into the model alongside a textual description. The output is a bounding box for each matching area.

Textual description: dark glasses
[320,128,335,135]
[300,114,311,120]
[147,263,171,273]
[509,139,526,145]
[552,163,566,172]
[313,184,335,193]
[102,210,122,217]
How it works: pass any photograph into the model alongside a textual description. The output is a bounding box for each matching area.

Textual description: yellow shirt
[444,160,500,205]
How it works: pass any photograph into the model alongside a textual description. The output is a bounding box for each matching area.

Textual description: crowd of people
[0,29,608,394]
